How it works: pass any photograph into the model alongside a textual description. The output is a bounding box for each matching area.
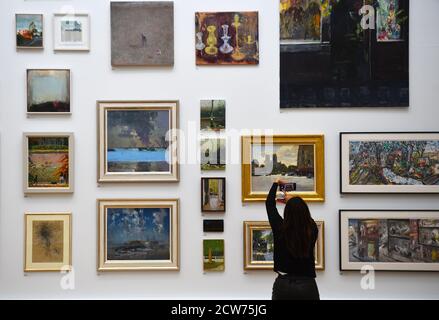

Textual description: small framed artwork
[200,100,225,132]
[203,220,224,233]
[201,138,226,171]
[201,178,225,213]
[24,133,74,194]
[16,14,43,49]
[340,132,439,194]
[53,13,90,51]
[195,12,259,65]
[25,212,72,272]
[203,239,225,272]
[243,221,325,271]
[27,69,71,114]
[98,199,179,271]
[241,135,325,202]
[111,1,174,66]
[97,101,179,182]
[340,210,439,272]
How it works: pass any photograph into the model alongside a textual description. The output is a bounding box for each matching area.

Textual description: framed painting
[111,1,174,66]
[340,210,439,272]
[280,0,409,108]
[201,137,226,171]
[201,178,226,213]
[203,220,224,233]
[97,101,179,182]
[27,69,71,114]
[98,199,179,271]
[340,132,439,194]
[25,212,72,272]
[241,135,325,202]
[195,12,259,65]
[203,239,225,272]
[200,100,225,132]
[53,13,90,51]
[243,221,324,271]
[23,133,74,194]
[16,14,43,49]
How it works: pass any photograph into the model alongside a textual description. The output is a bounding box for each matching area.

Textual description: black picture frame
[203,220,224,233]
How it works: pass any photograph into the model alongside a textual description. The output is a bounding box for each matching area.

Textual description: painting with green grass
[203,239,225,272]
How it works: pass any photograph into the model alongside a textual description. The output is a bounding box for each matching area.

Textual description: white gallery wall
[1,0,438,299]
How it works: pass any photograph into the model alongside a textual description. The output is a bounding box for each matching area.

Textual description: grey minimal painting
[111,1,174,66]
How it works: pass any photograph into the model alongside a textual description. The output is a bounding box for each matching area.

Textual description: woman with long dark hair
[265,180,320,300]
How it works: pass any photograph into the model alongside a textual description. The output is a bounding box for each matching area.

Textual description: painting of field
[27,69,70,113]
[349,140,439,186]
[28,137,69,188]
[200,100,225,131]
[251,144,315,192]
[106,110,170,173]
[32,220,64,263]
[203,239,225,272]
[106,207,170,261]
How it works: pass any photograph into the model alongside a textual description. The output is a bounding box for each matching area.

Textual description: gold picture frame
[23,132,74,194]
[97,101,179,183]
[97,199,179,271]
[241,135,325,202]
[243,220,325,271]
[24,212,72,272]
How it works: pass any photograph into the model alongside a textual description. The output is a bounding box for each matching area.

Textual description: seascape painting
[200,100,225,131]
[27,136,70,189]
[32,220,64,263]
[201,178,225,212]
[195,12,259,65]
[280,0,409,108]
[341,133,439,193]
[203,239,225,272]
[27,69,70,113]
[200,138,226,171]
[251,144,315,193]
[16,14,43,48]
[106,207,170,261]
[106,110,170,173]
[111,2,174,66]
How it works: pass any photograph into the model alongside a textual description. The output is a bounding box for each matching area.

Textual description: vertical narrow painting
[98,101,179,182]
[340,210,439,271]
[54,14,90,51]
[244,221,325,270]
[24,133,73,194]
[200,138,226,171]
[200,100,226,132]
[111,2,174,66]
[16,14,43,49]
[25,213,71,272]
[195,12,259,65]
[27,69,70,113]
[280,0,409,108]
[98,199,179,271]
[241,135,325,202]
[203,239,225,272]
[340,132,439,194]
[201,178,226,212]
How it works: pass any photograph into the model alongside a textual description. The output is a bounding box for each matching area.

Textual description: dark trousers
[272,275,320,300]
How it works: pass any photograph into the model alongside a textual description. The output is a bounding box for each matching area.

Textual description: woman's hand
[275,178,288,185]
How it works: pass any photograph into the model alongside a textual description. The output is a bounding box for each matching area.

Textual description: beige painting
[32,220,64,263]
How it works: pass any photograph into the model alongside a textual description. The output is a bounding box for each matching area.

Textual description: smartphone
[276,182,297,203]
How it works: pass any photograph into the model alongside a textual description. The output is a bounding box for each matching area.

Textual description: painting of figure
[27,69,70,113]
[280,0,409,108]
[203,239,225,272]
[201,178,225,212]
[111,2,174,66]
[200,100,225,131]
[106,207,171,261]
[16,14,43,48]
[200,138,226,171]
[27,136,70,190]
[196,12,259,65]
[106,110,170,173]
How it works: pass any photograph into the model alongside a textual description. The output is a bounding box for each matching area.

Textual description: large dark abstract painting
[280,0,409,108]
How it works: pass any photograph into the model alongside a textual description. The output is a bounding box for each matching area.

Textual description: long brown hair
[282,197,314,258]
